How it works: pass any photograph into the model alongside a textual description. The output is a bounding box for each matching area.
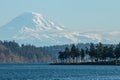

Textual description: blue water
[0,63,120,80]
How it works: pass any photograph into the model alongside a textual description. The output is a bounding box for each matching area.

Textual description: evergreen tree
[70,44,80,63]
[85,47,89,55]
[81,48,85,62]
[57,42,120,64]
[107,45,115,60]
[114,43,120,62]
[58,51,64,63]
[96,42,104,61]
[89,43,96,62]
[70,44,77,63]
[64,47,70,63]
[102,46,109,61]
[75,47,81,63]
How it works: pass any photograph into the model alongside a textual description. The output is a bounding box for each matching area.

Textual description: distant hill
[0,40,115,63]
[0,44,22,62]
[0,40,53,63]
[0,40,91,63]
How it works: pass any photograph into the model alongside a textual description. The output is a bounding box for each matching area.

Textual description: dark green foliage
[0,40,53,62]
[108,45,115,59]
[58,42,120,63]
[3,40,19,53]
[70,44,80,62]
[58,51,64,63]
[102,46,108,60]
[89,43,96,62]
[58,45,81,63]
[96,42,104,60]
[70,44,77,59]
[114,43,120,60]
[81,49,85,61]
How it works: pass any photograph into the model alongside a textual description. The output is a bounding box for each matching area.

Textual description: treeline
[0,40,53,62]
[58,42,120,63]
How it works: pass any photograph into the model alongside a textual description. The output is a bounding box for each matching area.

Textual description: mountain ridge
[0,12,112,46]
[0,12,81,46]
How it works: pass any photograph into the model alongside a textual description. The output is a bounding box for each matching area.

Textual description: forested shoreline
[57,42,120,64]
[0,40,120,64]
[0,40,53,62]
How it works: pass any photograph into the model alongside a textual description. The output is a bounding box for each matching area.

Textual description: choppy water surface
[0,63,120,80]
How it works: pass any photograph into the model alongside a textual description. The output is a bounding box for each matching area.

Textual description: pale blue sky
[0,0,120,31]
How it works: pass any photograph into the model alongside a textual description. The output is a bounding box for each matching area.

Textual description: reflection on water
[0,63,120,80]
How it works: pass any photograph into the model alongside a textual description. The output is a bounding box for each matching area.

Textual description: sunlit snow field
[0,63,120,80]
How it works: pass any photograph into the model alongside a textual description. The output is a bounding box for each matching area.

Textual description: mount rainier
[0,12,112,46]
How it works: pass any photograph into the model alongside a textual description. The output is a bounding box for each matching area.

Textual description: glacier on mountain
[0,12,119,46]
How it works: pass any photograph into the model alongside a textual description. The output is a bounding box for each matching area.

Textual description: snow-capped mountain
[0,12,116,46]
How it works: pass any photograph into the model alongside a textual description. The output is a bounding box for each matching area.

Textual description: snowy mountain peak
[31,12,43,18]
[0,12,113,46]
[1,12,64,32]
[20,12,64,31]
[0,12,69,46]
[19,12,43,17]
